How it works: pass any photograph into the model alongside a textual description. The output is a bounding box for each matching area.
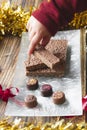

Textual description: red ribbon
[82,95,87,112]
[0,84,19,102]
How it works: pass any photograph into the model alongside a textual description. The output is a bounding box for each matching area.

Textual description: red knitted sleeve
[32,0,87,36]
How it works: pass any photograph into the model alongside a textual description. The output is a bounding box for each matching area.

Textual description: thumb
[40,36,50,47]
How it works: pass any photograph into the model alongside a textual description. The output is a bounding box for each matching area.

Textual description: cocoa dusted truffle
[25,95,37,108]
[27,78,39,90]
[52,91,65,104]
[40,84,53,97]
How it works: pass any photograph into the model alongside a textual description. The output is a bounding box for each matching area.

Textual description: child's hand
[27,16,51,54]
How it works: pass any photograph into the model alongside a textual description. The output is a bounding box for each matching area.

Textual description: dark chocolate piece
[40,84,53,97]
[25,95,37,108]
[52,91,65,104]
[27,78,39,90]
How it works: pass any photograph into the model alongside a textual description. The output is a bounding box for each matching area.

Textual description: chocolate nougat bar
[25,39,68,71]
[34,48,60,69]
[26,63,65,77]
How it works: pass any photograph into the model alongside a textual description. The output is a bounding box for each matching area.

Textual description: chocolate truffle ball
[52,91,65,104]
[25,95,37,108]
[40,84,53,97]
[27,78,38,90]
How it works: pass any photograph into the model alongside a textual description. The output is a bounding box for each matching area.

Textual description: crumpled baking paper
[5,30,83,116]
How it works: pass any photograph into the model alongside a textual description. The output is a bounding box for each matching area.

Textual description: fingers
[28,31,51,54]
[28,33,42,54]
[28,30,36,42]
[26,16,51,55]
[40,36,51,47]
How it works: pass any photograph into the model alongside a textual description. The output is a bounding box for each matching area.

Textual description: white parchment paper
[5,30,83,116]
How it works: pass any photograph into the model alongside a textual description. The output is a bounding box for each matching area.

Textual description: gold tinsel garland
[0,118,87,130]
[0,2,36,40]
[69,10,87,29]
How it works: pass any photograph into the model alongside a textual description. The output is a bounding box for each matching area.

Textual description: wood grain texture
[0,36,21,87]
[0,35,21,117]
